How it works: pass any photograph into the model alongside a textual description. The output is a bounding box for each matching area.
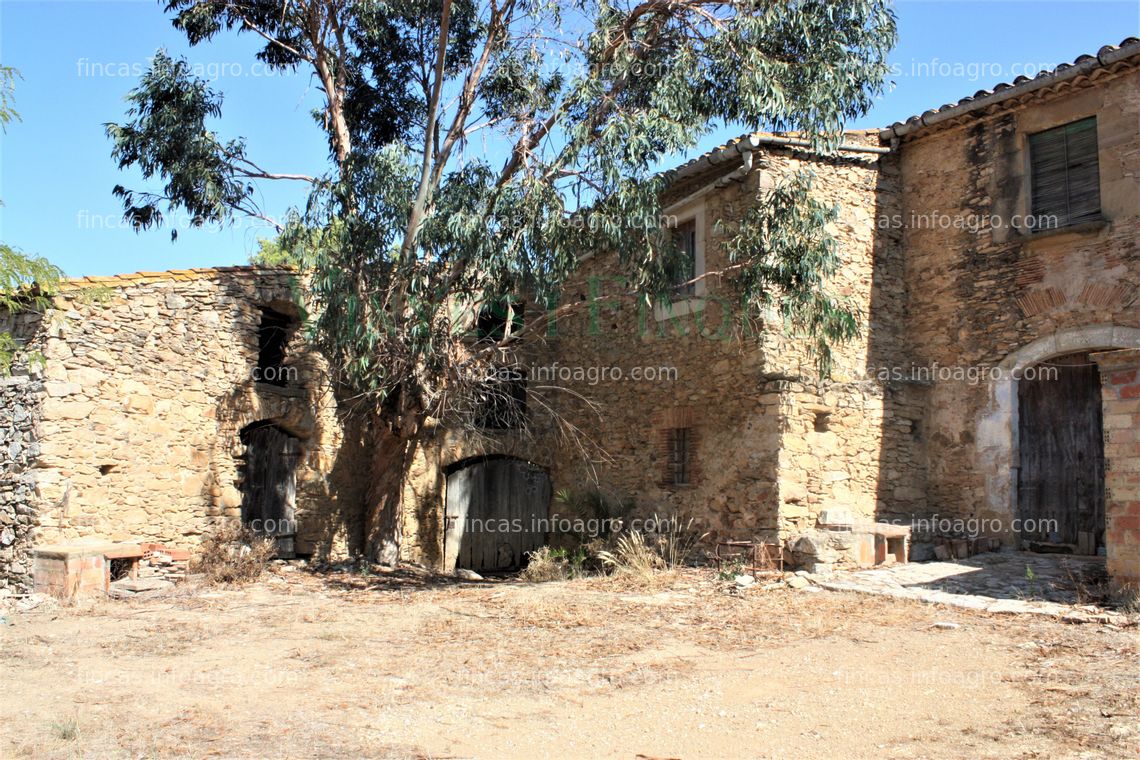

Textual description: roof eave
[880,39,1140,142]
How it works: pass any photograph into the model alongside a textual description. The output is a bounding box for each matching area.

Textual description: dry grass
[188,523,275,585]
[519,546,572,582]
[1116,583,1140,613]
[597,531,664,579]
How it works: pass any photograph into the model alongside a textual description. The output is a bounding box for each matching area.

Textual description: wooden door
[240,423,301,557]
[1017,353,1105,553]
[444,458,551,572]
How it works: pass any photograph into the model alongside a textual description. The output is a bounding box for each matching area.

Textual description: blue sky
[1,0,1137,278]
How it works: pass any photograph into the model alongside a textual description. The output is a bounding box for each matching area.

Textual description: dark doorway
[444,458,551,572]
[1017,352,1105,554]
[238,422,302,557]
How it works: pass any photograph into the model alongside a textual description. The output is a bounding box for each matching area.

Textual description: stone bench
[33,543,144,601]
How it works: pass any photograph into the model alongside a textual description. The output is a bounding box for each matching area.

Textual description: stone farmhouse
[3,38,1138,596]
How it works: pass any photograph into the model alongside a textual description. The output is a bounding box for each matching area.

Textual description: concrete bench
[870,523,911,565]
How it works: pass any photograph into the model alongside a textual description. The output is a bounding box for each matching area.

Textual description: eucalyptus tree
[108,0,896,562]
[1,66,63,374]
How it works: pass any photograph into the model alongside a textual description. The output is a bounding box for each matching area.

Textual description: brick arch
[978,325,1140,533]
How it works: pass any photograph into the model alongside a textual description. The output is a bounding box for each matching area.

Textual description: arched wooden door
[239,422,302,557]
[444,458,551,572]
[1017,353,1105,554]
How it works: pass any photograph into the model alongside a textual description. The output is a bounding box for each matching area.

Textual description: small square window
[1029,117,1100,229]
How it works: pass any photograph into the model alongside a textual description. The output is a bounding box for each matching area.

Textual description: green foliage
[0,244,61,374]
[252,236,304,267]
[0,65,21,132]
[553,488,635,541]
[722,170,860,376]
[106,50,260,233]
[108,0,898,425]
[716,555,748,581]
[1,244,62,314]
[1,69,63,374]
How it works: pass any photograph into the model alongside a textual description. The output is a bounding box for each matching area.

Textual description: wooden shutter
[1029,117,1100,228]
[1065,119,1100,223]
[657,427,701,487]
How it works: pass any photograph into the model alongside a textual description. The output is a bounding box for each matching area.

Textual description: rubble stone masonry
[4,56,1138,583]
[537,134,926,545]
[898,61,1140,544]
[0,311,45,593]
[5,268,369,580]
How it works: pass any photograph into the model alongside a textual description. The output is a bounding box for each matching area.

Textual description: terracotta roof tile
[882,37,1140,140]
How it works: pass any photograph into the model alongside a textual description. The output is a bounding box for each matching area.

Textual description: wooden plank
[444,466,472,570]
[1017,353,1105,551]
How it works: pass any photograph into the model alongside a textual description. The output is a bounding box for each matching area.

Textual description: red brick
[1109,429,1138,445]
[1116,515,1140,531]
[1110,370,1138,385]
[1121,384,1140,400]
[1110,444,1140,459]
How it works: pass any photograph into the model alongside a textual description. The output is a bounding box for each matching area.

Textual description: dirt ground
[2,567,1137,760]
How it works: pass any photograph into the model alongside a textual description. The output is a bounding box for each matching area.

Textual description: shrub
[596,531,665,579]
[644,513,705,569]
[190,523,275,585]
[552,488,635,542]
[520,547,569,582]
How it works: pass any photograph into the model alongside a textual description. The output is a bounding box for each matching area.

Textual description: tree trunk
[365,423,414,565]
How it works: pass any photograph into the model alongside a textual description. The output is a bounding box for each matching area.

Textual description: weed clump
[190,523,275,585]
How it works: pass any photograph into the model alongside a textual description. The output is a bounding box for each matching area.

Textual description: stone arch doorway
[1016,352,1104,553]
[443,456,551,573]
[238,421,303,557]
[980,325,1140,548]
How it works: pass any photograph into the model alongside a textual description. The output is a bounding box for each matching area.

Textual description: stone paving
[809,551,1134,624]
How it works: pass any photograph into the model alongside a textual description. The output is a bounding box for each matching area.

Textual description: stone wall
[522,136,924,546]
[0,311,46,593]
[897,61,1140,545]
[1092,348,1140,591]
[22,268,370,560]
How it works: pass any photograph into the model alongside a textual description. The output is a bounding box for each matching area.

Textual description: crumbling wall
[27,268,369,560]
[0,310,46,593]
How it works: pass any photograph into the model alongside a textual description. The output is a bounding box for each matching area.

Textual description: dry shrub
[597,531,664,579]
[646,513,706,568]
[190,523,275,585]
[597,515,706,578]
[520,547,570,583]
[1113,583,1140,614]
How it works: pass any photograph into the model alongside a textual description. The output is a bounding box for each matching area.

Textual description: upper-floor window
[669,219,698,296]
[255,306,297,387]
[474,296,523,343]
[1029,117,1100,229]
